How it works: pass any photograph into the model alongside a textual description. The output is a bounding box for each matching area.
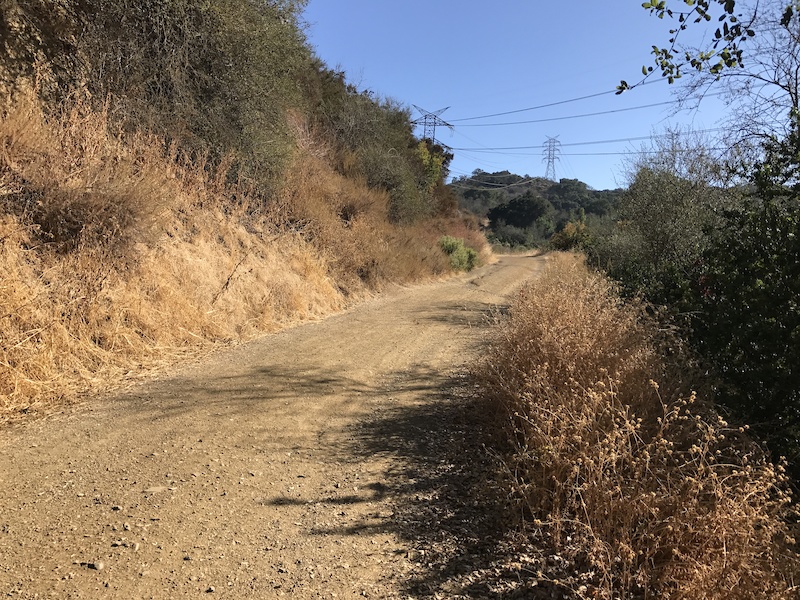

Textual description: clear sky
[301,1,732,191]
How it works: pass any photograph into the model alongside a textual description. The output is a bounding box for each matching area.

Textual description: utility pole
[543,136,561,181]
[412,105,454,145]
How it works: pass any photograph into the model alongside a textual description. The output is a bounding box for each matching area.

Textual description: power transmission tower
[542,136,561,181]
[412,105,454,145]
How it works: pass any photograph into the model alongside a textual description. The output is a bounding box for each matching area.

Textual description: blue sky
[301,2,731,191]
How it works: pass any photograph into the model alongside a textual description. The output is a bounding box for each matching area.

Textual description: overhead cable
[456,95,722,127]
[449,77,666,122]
[449,128,726,152]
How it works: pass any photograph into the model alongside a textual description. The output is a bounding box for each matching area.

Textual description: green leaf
[781,6,794,26]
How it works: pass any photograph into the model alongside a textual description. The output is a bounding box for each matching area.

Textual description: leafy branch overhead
[618,0,774,92]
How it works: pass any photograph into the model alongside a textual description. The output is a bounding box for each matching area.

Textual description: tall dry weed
[0,95,178,251]
[479,253,798,599]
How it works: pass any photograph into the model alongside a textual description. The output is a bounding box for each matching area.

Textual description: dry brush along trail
[0,254,547,599]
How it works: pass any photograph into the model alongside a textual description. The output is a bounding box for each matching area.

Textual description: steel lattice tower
[543,136,561,181]
[412,105,454,145]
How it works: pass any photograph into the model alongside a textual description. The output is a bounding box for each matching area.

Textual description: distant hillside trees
[450,170,622,247]
[487,191,553,229]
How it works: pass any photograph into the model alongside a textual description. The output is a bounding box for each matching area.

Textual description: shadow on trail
[408,300,508,329]
[342,366,548,599]
[268,481,388,508]
[112,359,565,595]
[115,363,375,426]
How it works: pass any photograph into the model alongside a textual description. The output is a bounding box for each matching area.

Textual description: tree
[673,0,800,151]
[487,191,553,229]
[618,0,763,91]
[612,1,800,468]
[545,178,592,212]
[693,113,800,458]
[593,131,740,309]
[623,2,798,113]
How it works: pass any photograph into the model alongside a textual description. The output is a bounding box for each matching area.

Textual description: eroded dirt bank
[0,254,546,599]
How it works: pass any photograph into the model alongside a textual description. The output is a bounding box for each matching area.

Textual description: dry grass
[273,152,488,291]
[0,94,487,418]
[0,96,485,420]
[479,253,798,599]
[0,95,344,416]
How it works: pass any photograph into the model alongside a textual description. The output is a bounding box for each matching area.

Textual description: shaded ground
[0,254,575,599]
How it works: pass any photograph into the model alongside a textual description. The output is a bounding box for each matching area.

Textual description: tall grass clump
[479,253,798,599]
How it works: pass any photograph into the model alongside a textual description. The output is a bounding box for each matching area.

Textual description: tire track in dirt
[0,254,546,599]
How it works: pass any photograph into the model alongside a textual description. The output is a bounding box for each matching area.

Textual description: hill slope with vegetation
[0,0,486,417]
[449,170,622,247]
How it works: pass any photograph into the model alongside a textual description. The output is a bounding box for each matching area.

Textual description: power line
[448,175,543,189]
[449,169,534,180]
[455,95,722,127]
[447,147,732,190]
[449,77,666,123]
[449,128,726,152]
[559,147,729,156]
[450,90,616,122]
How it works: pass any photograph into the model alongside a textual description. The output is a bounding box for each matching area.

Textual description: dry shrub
[0,95,344,417]
[272,153,485,291]
[280,114,489,286]
[0,94,176,251]
[479,253,798,599]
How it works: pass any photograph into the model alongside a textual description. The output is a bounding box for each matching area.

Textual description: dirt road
[0,254,546,599]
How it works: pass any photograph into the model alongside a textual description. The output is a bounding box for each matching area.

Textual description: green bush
[694,122,800,466]
[549,220,590,251]
[591,126,800,475]
[438,235,477,271]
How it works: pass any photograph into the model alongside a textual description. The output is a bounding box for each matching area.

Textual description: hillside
[0,1,486,417]
[449,169,623,247]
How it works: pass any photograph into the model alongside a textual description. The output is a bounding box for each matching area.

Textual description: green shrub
[438,235,477,271]
[549,219,590,250]
[2,0,312,183]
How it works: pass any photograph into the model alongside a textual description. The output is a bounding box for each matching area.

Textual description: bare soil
[0,254,549,599]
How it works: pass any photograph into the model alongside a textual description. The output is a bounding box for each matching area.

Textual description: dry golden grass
[0,96,344,416]
[0,94,487,418]
[479,253,798,599]
[273,152,488,291]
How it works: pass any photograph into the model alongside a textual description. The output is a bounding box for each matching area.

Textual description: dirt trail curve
[0,254,546,599]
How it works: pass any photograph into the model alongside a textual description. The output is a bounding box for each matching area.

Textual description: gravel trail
[0,254,546,599]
